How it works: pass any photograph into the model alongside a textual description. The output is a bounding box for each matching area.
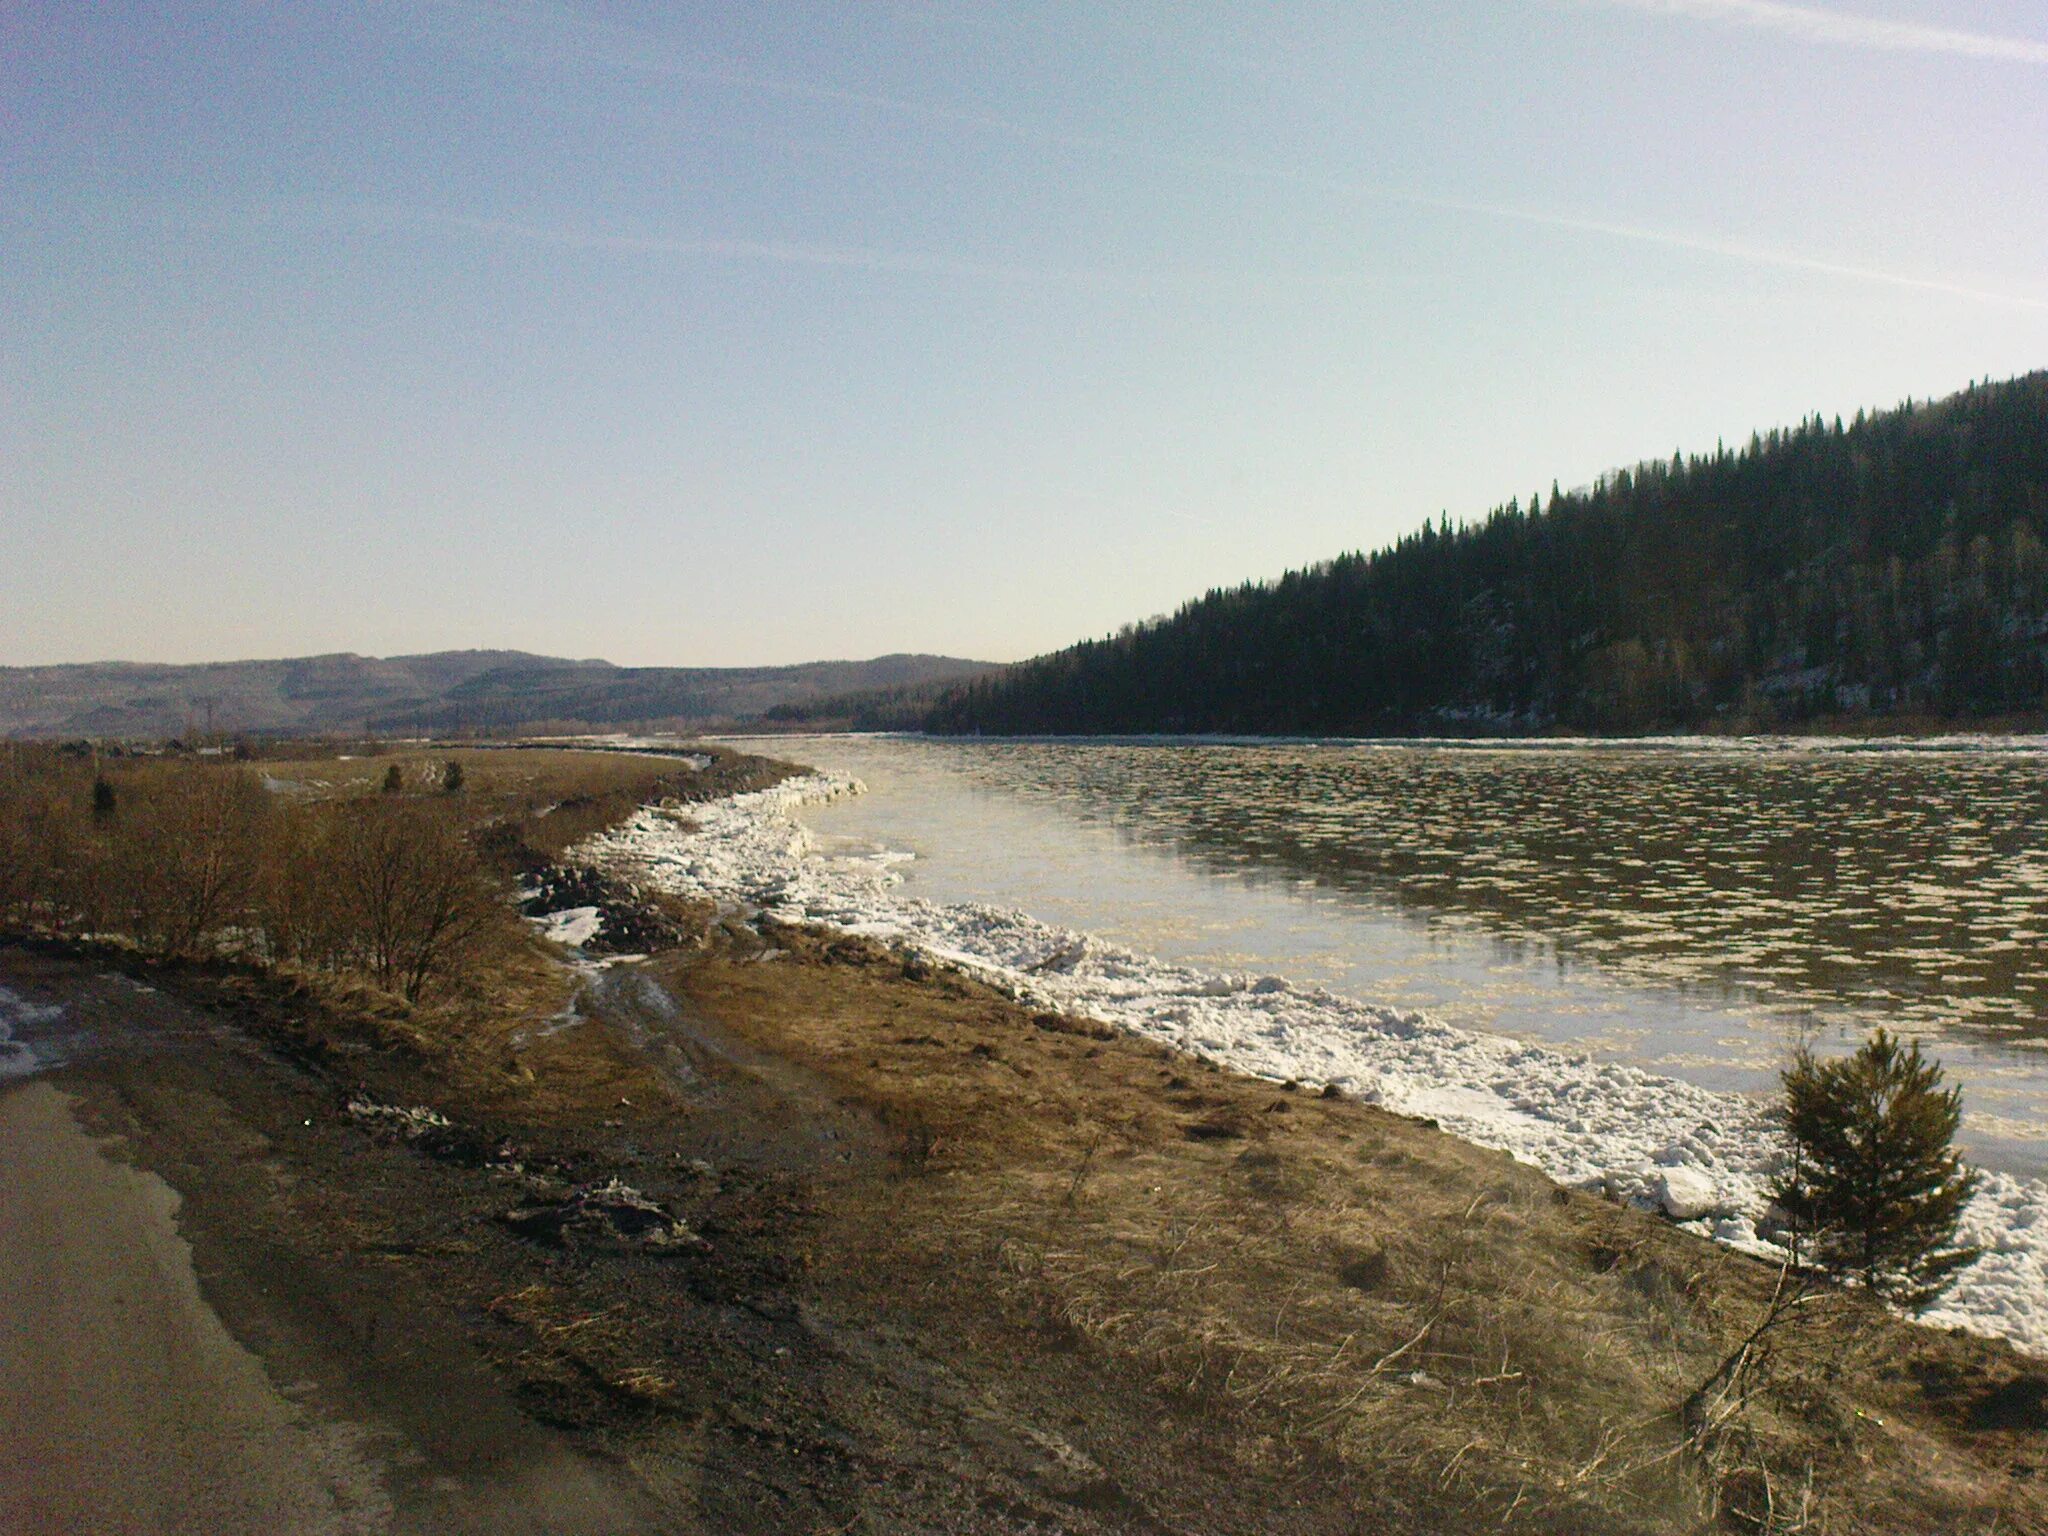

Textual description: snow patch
[537,906,603,948]
[0,984,66,1081]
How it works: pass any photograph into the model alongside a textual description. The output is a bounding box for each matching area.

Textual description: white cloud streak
[332,190,2047,314]
[299,201,1368,297]
[1418,201,2048,312]
[396,0,2048,312]
[338,204,1115,285]
[1582,0,2048,65]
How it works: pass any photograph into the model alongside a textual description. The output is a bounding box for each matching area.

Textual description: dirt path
[0,955,675,1535]
[0,1078,388,1536]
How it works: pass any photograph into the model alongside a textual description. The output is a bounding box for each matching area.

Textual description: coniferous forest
[928,373,2048,736]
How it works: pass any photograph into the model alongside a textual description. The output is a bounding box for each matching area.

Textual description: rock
[501,1178,705,1255]
[519,863,688,955]
[1654,1166,1723,1221]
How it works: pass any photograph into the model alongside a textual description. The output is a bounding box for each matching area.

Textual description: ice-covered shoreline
[0,983,67,1081]
[586,772,2048,1358]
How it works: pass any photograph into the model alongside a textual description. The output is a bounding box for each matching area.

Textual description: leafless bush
[110,767,270,955]
[256,802,348,969]
[0,763,77,927]
[0,746,510,1004]
[328,800,498,1001]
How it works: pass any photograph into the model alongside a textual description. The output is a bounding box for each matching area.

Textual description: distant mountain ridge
[929,372,2048,736]
[0,650,990,740]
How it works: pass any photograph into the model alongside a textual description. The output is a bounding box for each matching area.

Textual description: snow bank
[583,773,2048,1358]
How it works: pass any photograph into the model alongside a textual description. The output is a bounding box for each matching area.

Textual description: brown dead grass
[660,926,2048,1535]
[257,742,795,864]
[91,743,795,1102]
[482,1283,681,1425]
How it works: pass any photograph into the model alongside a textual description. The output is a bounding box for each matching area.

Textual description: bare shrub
[110,767,270,956]
[256,803,348,970]
[331,800,498,1001]
[0,760,79,928]
[2,741,752,1003]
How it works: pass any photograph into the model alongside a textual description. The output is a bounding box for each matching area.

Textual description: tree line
[929,373,2048,736]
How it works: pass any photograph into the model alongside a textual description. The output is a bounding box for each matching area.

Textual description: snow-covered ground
[519,902,645,973]
[584,772,2048,1358]
[522,735,713,766]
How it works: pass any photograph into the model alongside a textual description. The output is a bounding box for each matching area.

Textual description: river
[719,734,2048,1182]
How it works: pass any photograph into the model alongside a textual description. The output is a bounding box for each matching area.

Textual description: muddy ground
[2,920,2044,1534]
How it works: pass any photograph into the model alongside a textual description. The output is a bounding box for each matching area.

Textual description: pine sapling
[1772,1030,1980,1311]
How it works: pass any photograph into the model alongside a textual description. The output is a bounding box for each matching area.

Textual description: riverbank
[588,767,2048,1362]
[3,748,2045,1532]
[8,920,2046,1533]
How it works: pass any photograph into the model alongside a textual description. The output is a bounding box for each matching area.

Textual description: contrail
[1580,0,2048,65]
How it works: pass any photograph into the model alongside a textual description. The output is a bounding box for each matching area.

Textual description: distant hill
[364,654,992,735]
[930,372,2048,737]
[0,650,990,740]
[757,675,978,732]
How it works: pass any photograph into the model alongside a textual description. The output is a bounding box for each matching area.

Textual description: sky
[4,1,2046,669]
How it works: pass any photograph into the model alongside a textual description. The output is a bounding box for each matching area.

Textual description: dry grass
[0,743,809,1257]
[482,1282,680,1424]
[665,929,2048,1535]
[20,740,2037,1532]
[257,742,793,863]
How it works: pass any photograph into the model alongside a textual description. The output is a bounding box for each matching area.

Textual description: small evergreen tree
[1773,1030,1980,1310]
[381,763,404,795]
[441,759,465,794]
[92,776,117,823]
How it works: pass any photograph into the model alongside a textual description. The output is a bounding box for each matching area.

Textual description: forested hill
[929,373,2048,737]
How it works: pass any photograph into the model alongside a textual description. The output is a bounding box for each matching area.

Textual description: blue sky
[4,1,2046,667]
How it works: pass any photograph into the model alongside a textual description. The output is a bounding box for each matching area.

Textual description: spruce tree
[1773,1030,1980,1311]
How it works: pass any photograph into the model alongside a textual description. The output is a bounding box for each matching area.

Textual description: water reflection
[934,743,2048,1049]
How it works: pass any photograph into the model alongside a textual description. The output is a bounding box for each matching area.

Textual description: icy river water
[722,734,2048,1183]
